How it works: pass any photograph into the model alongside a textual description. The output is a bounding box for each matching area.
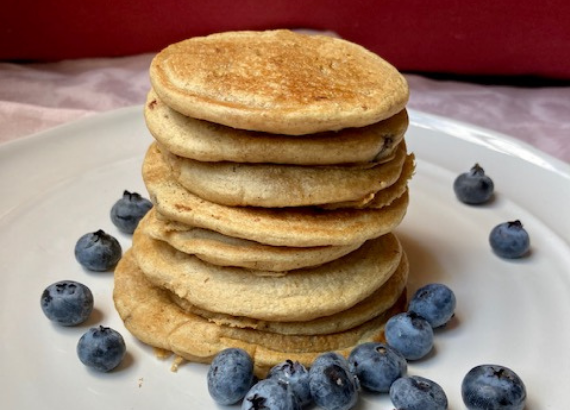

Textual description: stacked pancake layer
[113,29,414,377]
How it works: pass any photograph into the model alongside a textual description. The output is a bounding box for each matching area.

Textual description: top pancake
[150,30,409,135]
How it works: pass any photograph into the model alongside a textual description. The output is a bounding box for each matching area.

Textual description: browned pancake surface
[150,30,409,134]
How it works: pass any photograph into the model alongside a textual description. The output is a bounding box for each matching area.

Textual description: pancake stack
[113,30,414,377]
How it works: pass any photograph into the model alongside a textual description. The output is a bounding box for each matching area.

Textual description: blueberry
[390,375,448,410]
[462,364,526,410]
[40,280,93,326]
[242,378,301,410]
[308,352,359,410]
[348,342,407,393]
[74,229,122,271]
[268,360,312,407]
[385,312,434,360]
[454,164,494,204]
[408,283,457,328]
[110,190,152,234]
[77,326,126,372]
[489,220,530,259]
[207,348,255,405]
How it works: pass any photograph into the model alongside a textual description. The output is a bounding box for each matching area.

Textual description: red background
[2,0,569,79]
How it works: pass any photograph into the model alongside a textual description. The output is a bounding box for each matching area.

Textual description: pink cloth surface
[0,53,569,165]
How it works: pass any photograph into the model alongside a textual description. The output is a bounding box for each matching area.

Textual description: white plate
[1,107,569,409]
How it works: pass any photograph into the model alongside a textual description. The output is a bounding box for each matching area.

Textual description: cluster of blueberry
[453,164,530,259]
[40,191,152,372]
[207,284,525,410]
[74,191,153,271]
[206,284,453,410]
[40,269,127,372]
[353,287,450,406]
[385,283,456,361]
[386,285,524,410]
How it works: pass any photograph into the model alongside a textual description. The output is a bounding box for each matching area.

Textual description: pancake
[170,252,408,335]
[141,208,363,272]
[321,151,415,210]
[132,228,402,322]
[150,30,409,135]
[113,249,407,377]
[143,143,410,247]
[162,141,408,208]
[145,89,408,165]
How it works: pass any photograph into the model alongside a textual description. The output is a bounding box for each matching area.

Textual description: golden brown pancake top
[150,30,409,135]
